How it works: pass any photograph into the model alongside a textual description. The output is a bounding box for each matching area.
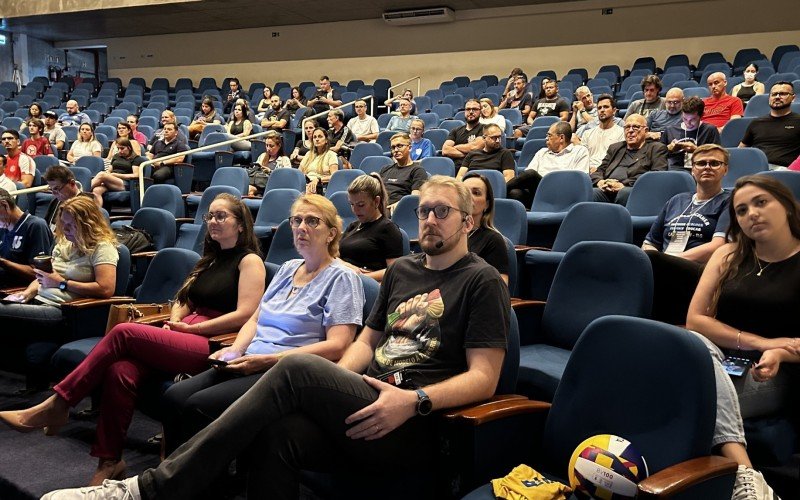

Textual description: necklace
[754,254,772,277]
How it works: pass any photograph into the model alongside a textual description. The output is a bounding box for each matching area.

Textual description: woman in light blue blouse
[160,194,365,453]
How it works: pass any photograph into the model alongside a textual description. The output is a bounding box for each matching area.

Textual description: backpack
[114,226,154,254]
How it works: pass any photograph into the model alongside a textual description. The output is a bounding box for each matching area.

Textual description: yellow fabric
[491,464,572,500]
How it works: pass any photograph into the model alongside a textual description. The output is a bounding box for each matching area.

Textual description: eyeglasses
[289,215,323,228]
[770,91,795,98]
[409,127,424,131]
[485,135,503,141]
[464,108,481,113]
[201,211,233,223]
[413,205,466,220]
[692,159,727,169]
[390,143,409,150]
[623,125,644,131]
[665,100,683,105]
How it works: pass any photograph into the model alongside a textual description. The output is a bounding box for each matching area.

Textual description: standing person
[339,174,404,281]
[22,118,54,157]
[299,127,338,195]
[685,175,798,500]
[408,119,435,161]
[0,193,265,486]
[2,130,35,188]
[67,123,103,163]
[347,99,379,143]
[39,176,510,500]
[462,172,509,284]
[662,97,721,170]
[0,187,54,287]
[91,138,144,206]
[731,64,766,106]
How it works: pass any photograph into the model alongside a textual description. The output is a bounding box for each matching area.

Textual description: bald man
[646,88,684,140]
[57,100,91,127]
[702,72,743,130]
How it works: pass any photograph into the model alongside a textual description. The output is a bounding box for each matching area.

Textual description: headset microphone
[434,217,467,249]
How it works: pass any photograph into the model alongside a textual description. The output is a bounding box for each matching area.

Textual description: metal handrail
[387,76,421,106]
[299,94,376,142]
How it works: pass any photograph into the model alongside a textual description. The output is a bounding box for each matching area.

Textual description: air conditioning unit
[382,7,455,26]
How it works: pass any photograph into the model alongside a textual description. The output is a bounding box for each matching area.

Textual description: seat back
[349,143,384,169]
[423,128,448,151]
[359,156,394,175]
[543,315,715,476]
[468,169,507,198]
[131,207,177,251]
[493,198,527,245]
[74,155,104,176]
[420,156,455,177]
[724,148,769,187]
[114,245,132,295]
[358,274,380,323]
[254,188,301,228]
[626,171,695,216]
[265,219,302,265]
[391,195,420,241]
[720,117,755,147]
[210,166,249,195]
[141,184,185,218]
[530,171,592,213]
[265,167,306,193]
[193,185,241,224]
[136,248,201,303]
[552,202,632,252]
[542,241,652,350]
[756,170,800,200]
[330,190,356,228]
[326,169,365,198]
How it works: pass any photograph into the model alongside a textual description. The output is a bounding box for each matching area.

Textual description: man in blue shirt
[0,188,54,287]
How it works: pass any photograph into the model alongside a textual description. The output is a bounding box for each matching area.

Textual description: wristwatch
[415,389,433,416]
[59,279,69,291]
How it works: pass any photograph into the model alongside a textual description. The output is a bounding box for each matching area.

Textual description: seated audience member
[643,144,730,324]
[442,99,485,169]
[0,193,265,486]
[308,76,343,125]
[0,156,14,193]
[226,103,253,152]
[339,174,403,281]
[569,86,597,132]
[0,197,118,389]
[58,100,91,127]
[385,89,418,115]
[408,119,435,161]
[379,132,427,213]
[326,109,356,158]
[347,99,379,143]
[0,188,53,287]
[624,75,666,119]
[386,98,417,133]
[703,72,744,130]
[462,172,509,284]
[290,120,317,167]
[457,124,515,181]
[106,122,142,159]
[248,131,291,196]
[223,78,246,114]
[188,97,222,140]
[731,64,766,106]
[20,103,44,132]
[508,121,590,208]
[300,127,338,195]
[254,86,274,120]
[479,98,506,132]
[2,130,35,188]
[147,122,189,184]
[126,116,148,148]
[739,81,800,168]
[67,123,103,164]
[591,114,667,205]
[91,138,144,206]
[259,95,290,132]
[535,78,552,100]
[284,86,308,115]
[43,165,94,231]
[514,80,570,139]
[501,67,527,99]
[646,88,684,140]
[43,111,67,151]
[685,175,798,500]
[499,75,533,118]
[39,176,509,500]
[575,94,625,171]
[662,96,721,170]
[159,194,363,454]
[148,111,185,147]
[22,118,54,157]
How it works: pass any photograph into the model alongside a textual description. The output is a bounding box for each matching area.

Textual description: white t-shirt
[526,144,590,176]
[479,114,507,132]
[347,116,380,141]
[579,124,625,169]
[0,174,16,193]
[69,140,103,160]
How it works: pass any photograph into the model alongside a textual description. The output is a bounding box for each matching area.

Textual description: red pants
[53,312,215,459]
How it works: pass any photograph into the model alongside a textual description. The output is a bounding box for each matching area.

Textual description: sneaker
[40,477,141,500]
[732,465,780,500]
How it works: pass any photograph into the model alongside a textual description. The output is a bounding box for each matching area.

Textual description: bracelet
[737,330,742,351]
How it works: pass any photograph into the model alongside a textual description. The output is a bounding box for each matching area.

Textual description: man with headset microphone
[43,175,510,500]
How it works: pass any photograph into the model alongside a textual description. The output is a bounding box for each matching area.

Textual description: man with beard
[739,82,800,168]
[442,99,485,169]
[379,132,428,214]
[259,95,290,132]
[513,80,570,139]
[42,176,510,500]
[575,94,625,171]
[457,124,516,181]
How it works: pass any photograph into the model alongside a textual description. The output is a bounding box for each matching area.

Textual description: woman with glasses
[643,144,730,324]
[157,194,364,455]
[478,97,506,132]
[0,193,266,486]
[248,131,291,196]
[106,122,142,159]
[91,137,144,207]
[462,172,509,284]
[67,123,103,163]
[300,127,338,194]
[408,118,434,161]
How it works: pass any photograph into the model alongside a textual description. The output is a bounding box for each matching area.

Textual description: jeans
[140,353,436,500]
[592,186,632,206]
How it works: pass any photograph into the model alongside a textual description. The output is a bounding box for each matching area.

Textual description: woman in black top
[226,103,252,151]
[686,176,800,498]
[89,137,144,206]
[339,173,403,281]
[290,119,317,167]
[463,172,509,284]
[0,193,266,486]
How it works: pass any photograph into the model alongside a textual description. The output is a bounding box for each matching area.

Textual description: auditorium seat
[720,117,755,147]
[420,156,455,177]
[724,148,769,187]
[253,188,301,240]
[359,155,393,175]
[626,171,696,245]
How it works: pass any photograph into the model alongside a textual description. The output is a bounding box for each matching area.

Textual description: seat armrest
[134,312,172,327]
[637,456,738,499]
[1,286,26,296]
[518,245,551,253]
[208,332,238,351]
[175,217,194,224]
[108,215,134,222]
[443,396,550,425]
[131,250,159,259]
[60,296,135,311]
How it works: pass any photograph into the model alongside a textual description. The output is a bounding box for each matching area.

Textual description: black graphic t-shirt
[365,252,509,387]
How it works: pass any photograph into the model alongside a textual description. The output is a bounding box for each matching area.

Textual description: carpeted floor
[0,370,162,499]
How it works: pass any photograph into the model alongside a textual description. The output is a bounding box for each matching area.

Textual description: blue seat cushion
[51,337,102,378]
[518,344,571,401]
[527,212,568,226]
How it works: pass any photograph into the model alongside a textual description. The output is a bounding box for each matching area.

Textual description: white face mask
[744,71,756,82]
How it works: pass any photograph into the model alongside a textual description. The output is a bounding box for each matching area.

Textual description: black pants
[151,165,174,184]
[646,250,704,325]
[506,169,543,209]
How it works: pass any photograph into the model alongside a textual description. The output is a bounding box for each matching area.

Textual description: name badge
[665,230,690,255]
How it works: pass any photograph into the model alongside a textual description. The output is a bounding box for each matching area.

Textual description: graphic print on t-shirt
[374,288,444,367]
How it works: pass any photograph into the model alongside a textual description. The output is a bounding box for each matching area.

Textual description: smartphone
[209,358,229,367]
[722,356,753,377]
[1,293,27,303]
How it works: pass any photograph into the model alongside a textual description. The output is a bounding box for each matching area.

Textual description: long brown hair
[710,175,800,311]
[175,193,261,305]
[55,196,116,255]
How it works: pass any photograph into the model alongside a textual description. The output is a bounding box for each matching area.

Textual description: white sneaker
[40,477,141,500]
[732,465,780,500]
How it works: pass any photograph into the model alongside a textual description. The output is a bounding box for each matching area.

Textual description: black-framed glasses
[692,160,727,169]
[390,143,409,150]
[201,211,233,223]
[289,215,323,228]
[414,205,466,220]
[464,107,481,113]
[770,91,795,98]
